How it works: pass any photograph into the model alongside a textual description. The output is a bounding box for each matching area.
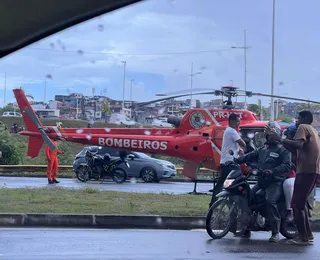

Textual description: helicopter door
[211,126,225,165]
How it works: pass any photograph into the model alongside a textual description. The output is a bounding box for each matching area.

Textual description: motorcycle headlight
[223,179,235,188]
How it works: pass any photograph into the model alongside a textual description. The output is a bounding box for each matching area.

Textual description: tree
[278,113,293,123]
[101,100,111,116]
[248,104,261,117]
[0,131,21,165]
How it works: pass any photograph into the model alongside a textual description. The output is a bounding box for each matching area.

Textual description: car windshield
[135,152,150,159]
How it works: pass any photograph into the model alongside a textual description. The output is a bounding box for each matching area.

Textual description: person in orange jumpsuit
[45,140,62,184]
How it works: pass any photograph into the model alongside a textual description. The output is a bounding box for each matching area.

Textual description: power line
[27,47,233,56]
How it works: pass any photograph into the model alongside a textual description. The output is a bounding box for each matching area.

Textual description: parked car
[2,111,22,117]
[73,146,177,182]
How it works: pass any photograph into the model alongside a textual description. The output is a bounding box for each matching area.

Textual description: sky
[1,0,320,107]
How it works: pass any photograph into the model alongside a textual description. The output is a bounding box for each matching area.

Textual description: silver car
[73,146,177,182]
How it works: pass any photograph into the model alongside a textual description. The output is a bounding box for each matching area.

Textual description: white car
[151,119,173,127]
[109,113,136,126]
[2,111,22,117]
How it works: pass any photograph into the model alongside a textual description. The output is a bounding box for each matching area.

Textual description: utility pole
[44,80,47,103]
[270,0,276,121]
[231,29,250,109]
[121,61,126,112]
[189,62,202,108]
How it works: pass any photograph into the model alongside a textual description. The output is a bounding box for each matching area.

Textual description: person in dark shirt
[236,121,291,242]
[267,110,320,245]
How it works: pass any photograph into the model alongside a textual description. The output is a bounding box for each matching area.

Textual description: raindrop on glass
[61,45,66,51]
[86,133,92,140]
[200,119,205,124]
[130,177,137,184]
[98,24,104,31]
[46,74,53,79]
[144,130,151,135]
[248,133,254,139]
[156,217,163,224]
[252,169,258,175]
[206,121,211,126]
[105,128,111,132]
[77,50,84,55]
[90,120,95,125]
[76,129,83,134]
[50,43,55,49]
[91,60,95,64]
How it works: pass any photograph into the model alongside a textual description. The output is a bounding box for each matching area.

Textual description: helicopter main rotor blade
[251,92,320,105]
[156,88,218,96]
[133,91,219,108]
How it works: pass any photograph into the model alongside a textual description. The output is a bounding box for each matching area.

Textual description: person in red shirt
[45,140,62,184]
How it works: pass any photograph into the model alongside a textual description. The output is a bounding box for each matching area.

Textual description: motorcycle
[206,150,298,240]
[76,147,129,184]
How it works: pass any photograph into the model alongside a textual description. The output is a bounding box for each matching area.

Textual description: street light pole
[130,79,134,119]
[244,29,247,108]
[231,29,250,109]
[121,61,126,112]
[189,62,202,108]
[270,0,276,121]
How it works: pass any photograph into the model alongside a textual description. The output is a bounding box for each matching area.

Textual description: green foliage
[101,100,111,116]
[0,105,14,115]
[248,103,261,115]
[0,131,20,165]
[56,141,75,165]
[278,113,293,123]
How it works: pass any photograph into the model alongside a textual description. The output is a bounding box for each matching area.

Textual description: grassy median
[0,186,209,216]
[0,186,319,218]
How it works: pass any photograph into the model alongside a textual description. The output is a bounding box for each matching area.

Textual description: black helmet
[283,124,297,139]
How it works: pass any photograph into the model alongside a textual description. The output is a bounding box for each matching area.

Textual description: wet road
[0,176,319,200]
[0,228,319,259]
[0,176,214,194]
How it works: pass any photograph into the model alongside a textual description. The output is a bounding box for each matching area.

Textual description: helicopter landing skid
[188,180,208,195]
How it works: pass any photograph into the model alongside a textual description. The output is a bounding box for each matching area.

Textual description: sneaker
[285,238,310,246]
[308,235,314,242]
[52,179,60,184]
[48,179,54,184]
[269,233,280,243]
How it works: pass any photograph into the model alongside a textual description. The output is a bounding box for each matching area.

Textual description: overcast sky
[0,0,319,106]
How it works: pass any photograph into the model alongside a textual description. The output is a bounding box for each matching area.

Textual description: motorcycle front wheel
[206,198,234,239]
[111,168,127,184]
[280,220,299,239]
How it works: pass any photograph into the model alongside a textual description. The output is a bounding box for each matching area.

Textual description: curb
[1,214,320,231]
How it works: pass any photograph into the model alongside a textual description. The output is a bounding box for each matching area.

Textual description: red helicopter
[12,86,320,190]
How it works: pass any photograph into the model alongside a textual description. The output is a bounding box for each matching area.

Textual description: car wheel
[140,167,157,183]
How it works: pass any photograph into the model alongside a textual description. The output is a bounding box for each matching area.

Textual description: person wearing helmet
[282,124,297,223]
[234,121,291,242]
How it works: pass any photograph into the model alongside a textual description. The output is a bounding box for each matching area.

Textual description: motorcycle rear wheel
[206,198,234,239]
[76,165,91,182]
[111,168,127,184]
